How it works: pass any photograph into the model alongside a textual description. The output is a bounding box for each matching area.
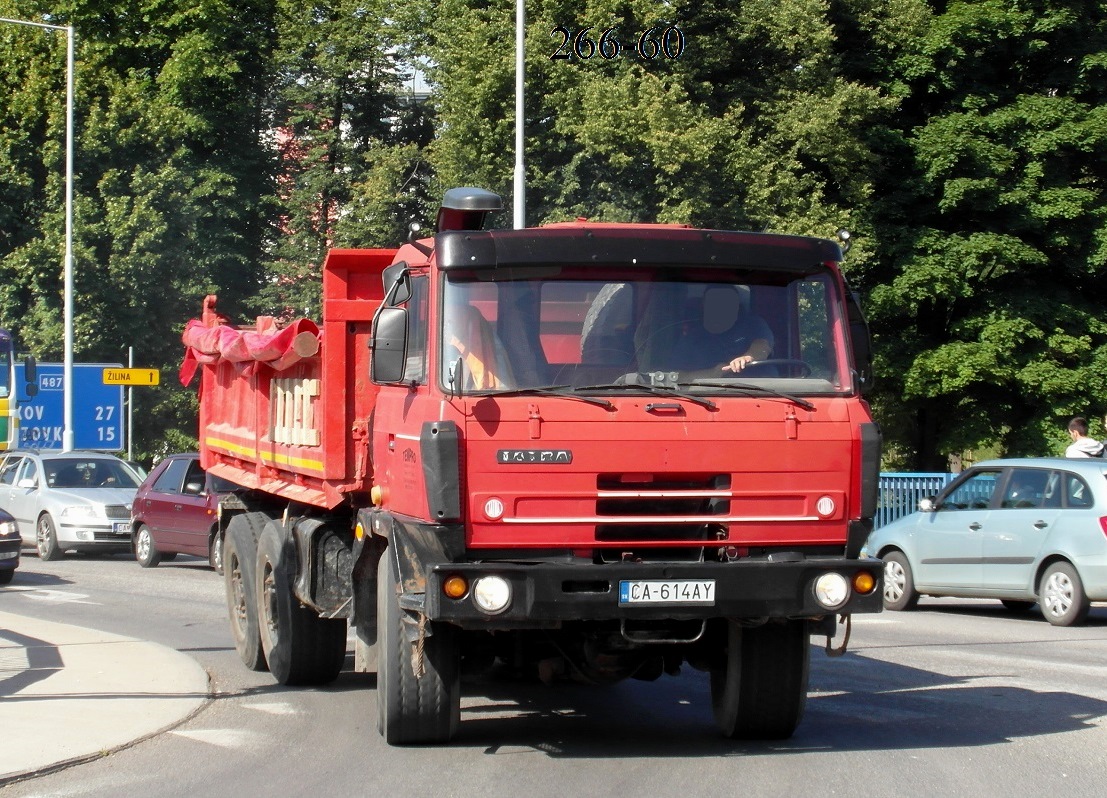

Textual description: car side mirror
[918,497,936,512]
[370,306,408,384]
[17,478,36,489]
[184,481,204,496]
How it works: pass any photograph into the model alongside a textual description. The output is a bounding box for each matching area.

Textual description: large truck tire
[223,512,269,672]
[376,550,460,744]
[710,619,809,740]
[256,521,347,685]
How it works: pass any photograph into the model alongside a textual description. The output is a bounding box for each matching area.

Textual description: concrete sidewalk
[0,610,210,786]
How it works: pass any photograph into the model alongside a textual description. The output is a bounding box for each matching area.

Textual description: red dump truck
[182,187,883,745]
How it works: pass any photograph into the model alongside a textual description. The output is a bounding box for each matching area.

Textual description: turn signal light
[853,571,876,595]
[442,574,469,600]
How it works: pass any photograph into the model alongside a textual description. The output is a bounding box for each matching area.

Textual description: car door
[172,458,214,556]
[981,467,1060,591]
[0,455,31,534]
[913,468,1000,590]
[141,457,190,547]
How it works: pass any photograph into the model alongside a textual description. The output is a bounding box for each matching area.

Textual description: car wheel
[36,515,62,561]
[209,530,224,574]
[255,521,346,686]
[223,512,269,671]
[1040,562,1090,627]
[882,551,919,611]
[710,619,809,739]
[377,549,460,744]
[134,524,162,568]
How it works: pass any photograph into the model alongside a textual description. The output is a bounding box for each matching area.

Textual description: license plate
[112,522,129,535]
[619,579,716,605]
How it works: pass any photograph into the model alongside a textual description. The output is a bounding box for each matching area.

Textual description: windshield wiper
[685,380,816,411]
[573,382,717,410]
[488,385,615,410]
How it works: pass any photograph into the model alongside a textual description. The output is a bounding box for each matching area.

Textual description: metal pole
[513,0,525,229]
[63,25,74,452]
[127,346,133,460]
[0,18,75,452]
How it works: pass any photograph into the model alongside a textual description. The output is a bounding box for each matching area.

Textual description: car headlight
[0,520,18,537]
[61,505,100,520]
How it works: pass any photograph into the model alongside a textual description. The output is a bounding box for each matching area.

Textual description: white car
[0,450,143,560]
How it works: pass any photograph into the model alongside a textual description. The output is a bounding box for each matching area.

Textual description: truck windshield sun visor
[436,227,842,272]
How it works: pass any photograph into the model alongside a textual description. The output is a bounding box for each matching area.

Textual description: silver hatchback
[864,457,1107,626]
[0,451,143,560]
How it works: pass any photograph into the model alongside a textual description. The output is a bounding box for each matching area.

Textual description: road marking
[169,728,262,748]
[243,701,299,715]
[7,587,99,605]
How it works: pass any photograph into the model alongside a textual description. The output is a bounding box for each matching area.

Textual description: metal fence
[875,472,957,529]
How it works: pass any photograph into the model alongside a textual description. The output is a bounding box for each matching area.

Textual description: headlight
[472,576,512,614]
[0,520,18,537]
[813,572,850,610]
[61,505,100,520]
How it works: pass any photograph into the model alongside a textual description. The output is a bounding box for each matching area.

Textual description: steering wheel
[739,359,812,378]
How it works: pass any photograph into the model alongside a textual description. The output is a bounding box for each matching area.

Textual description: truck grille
[594,473,729,560]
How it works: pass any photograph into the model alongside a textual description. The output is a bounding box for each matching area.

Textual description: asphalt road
[5,551,1107,797]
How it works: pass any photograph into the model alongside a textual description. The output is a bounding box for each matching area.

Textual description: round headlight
[472,575,512,614]
[484,497,505,521]
[814,572,850,610]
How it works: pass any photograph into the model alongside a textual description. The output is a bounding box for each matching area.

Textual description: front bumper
[58,520,132,547]
[0,534,20,567]
[422,557,883,626]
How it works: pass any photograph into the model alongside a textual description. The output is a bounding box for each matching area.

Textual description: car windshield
[46,458,142,489]
[436,266,852,397]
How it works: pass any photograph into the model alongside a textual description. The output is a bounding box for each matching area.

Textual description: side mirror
[381,263,411,306]
[845,291,874,394]
[184,481,204,496]
[918,497,936,512]
[17,478,36,489]
[370,306,408,383]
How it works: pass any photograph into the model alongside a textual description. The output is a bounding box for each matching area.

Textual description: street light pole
[0,16,75,452]
[513,0,525,229]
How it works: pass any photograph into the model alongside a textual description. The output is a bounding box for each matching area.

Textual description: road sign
[102,367,160,386]
[15,363,125,451]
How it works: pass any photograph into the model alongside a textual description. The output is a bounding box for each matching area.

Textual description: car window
[152,458,191,494]
[182,460,206,495]
[17,458,38,487]
[209,474,238,493]
[1000,469,1050,509]
[1064,473,1094,508]
[1042,471,1063,509]
[46,458,142,489]
[940,469,1001,511]
[0,456,23,486]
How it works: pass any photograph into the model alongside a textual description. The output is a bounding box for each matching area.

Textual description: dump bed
[182,249,396,508]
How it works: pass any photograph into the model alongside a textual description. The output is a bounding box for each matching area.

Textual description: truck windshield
[439,268,853,396]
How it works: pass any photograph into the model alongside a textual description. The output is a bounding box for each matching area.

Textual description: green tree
[865,0,1107,468]
[0,0,276,461]
[259,0,433,320]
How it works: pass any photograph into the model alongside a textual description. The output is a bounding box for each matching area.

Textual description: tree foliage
[1,0,1104,469]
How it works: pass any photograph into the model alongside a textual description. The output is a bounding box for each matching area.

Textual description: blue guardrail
[875,472,957,529]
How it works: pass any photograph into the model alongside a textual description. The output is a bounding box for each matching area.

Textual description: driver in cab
[672,285,773,372]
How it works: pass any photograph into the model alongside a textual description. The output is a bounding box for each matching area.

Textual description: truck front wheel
[256,522,347,685]
[710,619,810,739]
[223,512,269,672]
[377,550,460,744]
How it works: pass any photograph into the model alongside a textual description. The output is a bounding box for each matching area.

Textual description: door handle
[174,504,183,511]
[1034,520,1048,529]
[968,522,982,530]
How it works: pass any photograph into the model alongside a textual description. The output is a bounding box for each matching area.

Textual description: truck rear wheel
[256,522,347,685]
[224,512,269,672]
[377,550,460,744]
[710,619,809,740]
